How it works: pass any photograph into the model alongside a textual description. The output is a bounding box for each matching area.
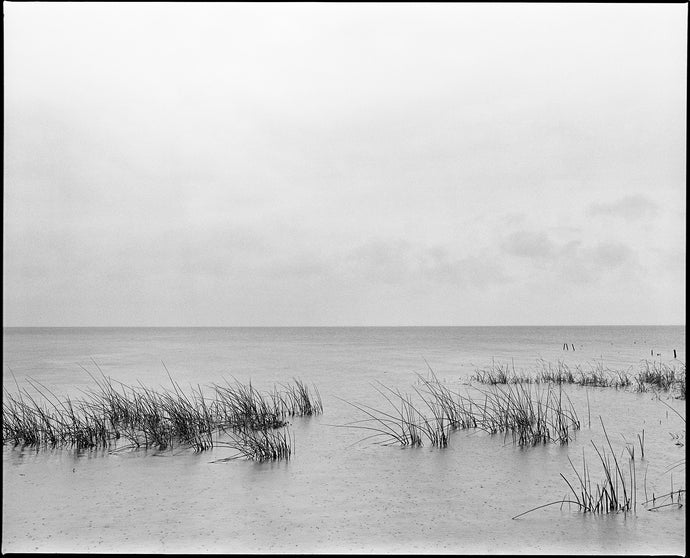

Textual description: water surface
[2,326,686,553]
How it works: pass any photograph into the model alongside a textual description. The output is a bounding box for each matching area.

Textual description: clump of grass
[470,358,537,385]
[564,420,637,514]
[2,390,44,447]
[514,415,687,519]
[637,360,686,398]
[3,378,111,451]
[211,378,288,431]
[215,425,293,462]
[277,378,324,417]
[472,359,635,389]
[572,361,633,389]
[415,369,478,429]
[471,359,515,384]
[336,384,427,447]
[158,383,215,452]
[535,359,577,384]
[473,382,580,446]
[2,371,321,462]
[340,371,579,448]
[473,358,687,398]
[513,418,638,519]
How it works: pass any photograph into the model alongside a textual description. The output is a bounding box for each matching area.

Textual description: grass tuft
[472,358,686,399]
[3,372,322,461]
[339,369,579,448]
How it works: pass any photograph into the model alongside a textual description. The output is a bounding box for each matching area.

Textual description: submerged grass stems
[2,372,323,461]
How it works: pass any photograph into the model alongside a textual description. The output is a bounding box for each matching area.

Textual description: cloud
[588,195,660,221]
[501,230,559,260]
[588,241,635,268]
[499,227,641,286]
[329,241,509,289]
[3,3,686,325]
[555,241,639,285]
[418,247,510,287]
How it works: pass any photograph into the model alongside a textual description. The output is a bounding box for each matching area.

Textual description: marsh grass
[472,358,686,399]
[278,378,324,417]
[340,370,579,448]
[2,371,322,461]
[470,359,516,385]
[513,419,637,519]
[335,385,426,447]
[637,360,686,398]
[514,415,686,519]
[415,371,478,430]
[473,382,580,446]
[214,424,293,462]
[3,378,111,450]
[211,378,287,430]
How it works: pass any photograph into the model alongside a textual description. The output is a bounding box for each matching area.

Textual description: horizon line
[2,324,685,329]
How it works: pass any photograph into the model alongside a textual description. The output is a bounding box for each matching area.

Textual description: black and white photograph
[2,2,686,554]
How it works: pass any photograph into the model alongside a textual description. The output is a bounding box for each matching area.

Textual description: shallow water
[2,326,686,554]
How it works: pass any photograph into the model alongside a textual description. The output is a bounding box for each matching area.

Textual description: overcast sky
[3,2,687,326]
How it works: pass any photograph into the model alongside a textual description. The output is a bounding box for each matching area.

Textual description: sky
[3,2,687,327]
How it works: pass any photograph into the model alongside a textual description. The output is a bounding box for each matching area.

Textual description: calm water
[2,326,685,393]
[2,326,686,553]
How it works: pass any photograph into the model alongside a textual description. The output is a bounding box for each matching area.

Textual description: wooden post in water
[571,343,575,351]
[674,349,677,359]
